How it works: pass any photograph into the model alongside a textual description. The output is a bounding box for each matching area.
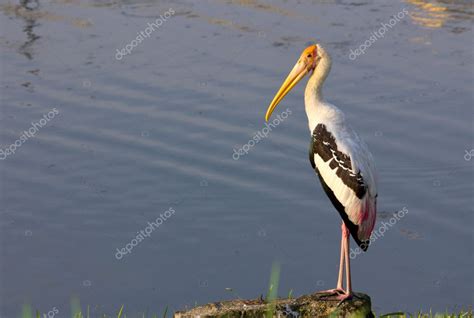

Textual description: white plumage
[311,103,377,241]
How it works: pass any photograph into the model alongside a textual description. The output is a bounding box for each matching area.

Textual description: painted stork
[265,44,377,302]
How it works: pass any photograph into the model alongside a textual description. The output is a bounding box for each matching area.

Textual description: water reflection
[19,0,40,60]
[405,0,473,31]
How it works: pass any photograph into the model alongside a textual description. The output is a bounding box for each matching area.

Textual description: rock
[174,292,374,318]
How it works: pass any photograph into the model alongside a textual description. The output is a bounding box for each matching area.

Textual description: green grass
[265,261,281,318]
[379,310,472,318]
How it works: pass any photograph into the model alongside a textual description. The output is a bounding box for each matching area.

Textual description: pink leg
[317,222,345,295]
[336,222,345,290]
[335,224,354,304]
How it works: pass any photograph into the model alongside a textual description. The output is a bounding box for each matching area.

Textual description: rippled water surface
[1,0,473,316]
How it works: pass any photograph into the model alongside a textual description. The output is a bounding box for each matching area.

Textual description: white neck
[304,51,332,133]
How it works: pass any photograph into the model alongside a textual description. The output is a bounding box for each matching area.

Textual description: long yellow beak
[265,61,308,121]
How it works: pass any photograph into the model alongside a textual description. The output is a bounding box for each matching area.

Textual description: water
[0,0,472,316]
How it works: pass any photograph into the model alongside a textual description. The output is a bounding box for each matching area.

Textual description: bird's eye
[307,54,312,58]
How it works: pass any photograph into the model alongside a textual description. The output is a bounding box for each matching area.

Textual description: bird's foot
[316,288,345,296]
[335,292,362,306]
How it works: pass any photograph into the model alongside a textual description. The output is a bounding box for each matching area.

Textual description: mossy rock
[174,292,374,318]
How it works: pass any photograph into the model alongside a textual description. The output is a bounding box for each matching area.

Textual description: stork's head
[265,44,326,121]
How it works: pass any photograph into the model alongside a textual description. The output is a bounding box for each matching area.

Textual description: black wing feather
[309,124,370,251]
